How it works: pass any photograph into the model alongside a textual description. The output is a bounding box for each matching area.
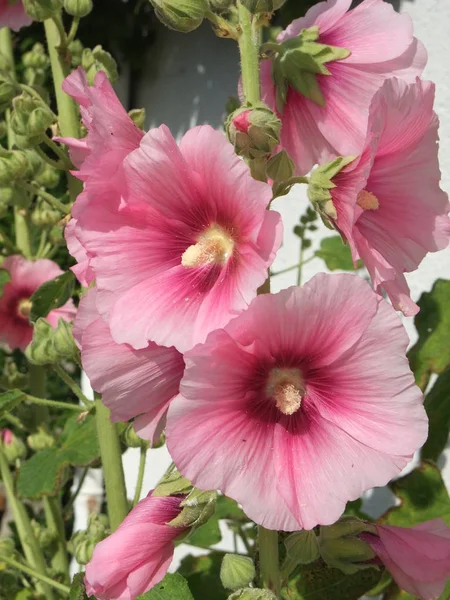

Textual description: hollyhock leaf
[408,279,450,389]
[178,552,227,600]
[422,371,450,462]
[215,495,248,522]
[314,236,361,271]
[380,462,450,527]
[17,414,99,499]
[0,269,11,297]
[0,389,26,418]
[186,517,222,548]
[30,271,75,322]
[137,573,194,599]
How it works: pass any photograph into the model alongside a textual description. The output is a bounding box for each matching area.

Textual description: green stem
[297,236,305,287]
[237,524,253,555]
[64,467,88,516]
[51,14,68,47]
[271,256,315,277]
[18,181,70,215]
[41,135,73,169]
[44,15,82,202]
[95,398,128,530]
[44,496,70,582]
[28,364,49,429]
[25,393,87,412]
[205,9,238,39]
[0,554,69,594]
[0,450,56,599]
[66,17,80,44]
[34,143,68,171]
[258,526,280,596]
[52,364,94,409]
[237,1,261,105]
[132,446,147,507]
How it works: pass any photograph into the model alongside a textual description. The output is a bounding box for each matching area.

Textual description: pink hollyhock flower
[360,520,450,600]
[260,0,426,175]
[0,256,76,351]
[0,0,32,31]
[73,288,184,443]
[85,493,186,600]
[327,77,449,316]
[72,124,282,353]
[166,273,427,531]
[0,429,13,445]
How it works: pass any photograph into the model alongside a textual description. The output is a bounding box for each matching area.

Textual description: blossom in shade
[85,493,186,600]
[72,124,282,353]
[0,0,32,31]
[73,288,184,444]
[328,77,449,316]
[260,0,426,175]
[360,520,450,600]
[0,255,76,351]
[167,273,427,531]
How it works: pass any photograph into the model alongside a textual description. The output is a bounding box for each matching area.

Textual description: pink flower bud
[232,109,252,134]
[1,429,13,445]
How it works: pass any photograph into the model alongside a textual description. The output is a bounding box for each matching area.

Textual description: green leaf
[0,389,26,418]
[17,414,100,499]
[0,268,11,297]
[30,271,75,322]
[284,560,381,600]
[69,573,93,600]
[179,552,228,600]
[137,573,194,599]
[408,279,450,389]
[422,370,450,461]
[187,516,222,548]
[314,236,360,271]
[215,494,248,522]
[380,461,450,527]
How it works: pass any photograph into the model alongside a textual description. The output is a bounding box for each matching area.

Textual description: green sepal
[82,46,118,85]
[228,589,276,600]
[168,488,217,530]
[285,530,320,565]
[308,155,356,222]
[220,554,255,590]
[26,318,80,366]
[152,464,193,497]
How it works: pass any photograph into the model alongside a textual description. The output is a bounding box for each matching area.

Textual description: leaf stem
[41,135,73,169]
[34,144,68,171]
[0,553,69,594]
[237,1,261,106]
[64,466,88,516]
[271,256,315,277]
[66,17,80,44]
[52,364,94,409]
[44,495,70,582]
[258,526,280,596]
[18,181,70,215]
[25,393,87,412]
[132,446,147,507]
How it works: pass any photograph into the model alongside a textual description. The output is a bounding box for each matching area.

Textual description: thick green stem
[44,496,70,582]
[237,1,261,105]
[132,446,147,507]
[28,364,49,429]
[0,553,69,594]
[258,526,280,596]
[44,15,82,202]
[95,398,128,530]
[0,450,56,599]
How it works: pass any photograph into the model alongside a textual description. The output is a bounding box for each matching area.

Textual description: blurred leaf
[384,582,414,599]
[314,236,360,272]
[0,269,11,297]
[215,494,248,522]
[422,371,450,461]
[0,389,26,418]
[344,498,372,521]
[30,271,75,322]
[17,414,99,499]
[187,516,222,548]
[380,462,450,527]
[138,573,194,599]
[179,552,227,600]
[69,573,93,600]
[408,279,450,389]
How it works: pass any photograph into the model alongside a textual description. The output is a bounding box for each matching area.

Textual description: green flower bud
[285,530,320,565]
[168,488,217,530]
[240,0,285,13]
[128,108,146,131]
[0,150,29,186]
[0,77,15,110]
[31,520,56,549]
[23,44,49,70]
[208,0,232,12]
[27,426,55,451]
[63,0,93,17]
[35,163,60,189]
[10,94,55,149]
[228,589,277,600]
[226,104,281,161]
[1,358,28,390]
[1,430,27,463]
[220,554,255,590]
[49,224,64,244]
[82,46,118,85]
[70,513,109,565]
[22,0,60,21]
[31,200,61,227]
[123,424,149,449]
[26,318,80,366]
[0,537,15,556]
[68,40,84,68]
[149,0,208,33]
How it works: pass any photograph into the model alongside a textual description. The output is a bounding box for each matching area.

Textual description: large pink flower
[329,77,449,316]
[73,288,184,444]
[261,0,426,175]
[72,124,282,353]
[85,493,186,600]
[0,256,76,350]
[166,273,427,531]
[361,520,450,600]
[0,0,32,31]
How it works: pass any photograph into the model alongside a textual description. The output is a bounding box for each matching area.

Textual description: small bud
[70,513,109,565]
[35,163,60,189]
[22,0,60,21]
[0,150,29,185]
[123,424,149,449]
[226,104,281,161]
[63,0,93,17]
[168,488,217,530]
[285,530,320,565]
[1,359,28,390]
[10,94,55,149]
[228,589,277,600]
[220,554,255,590]
[266,149,294,183]
[31,520,56,549]
[240,0,285,13]
[1,429,27,463]
[82,46,118,85]
[208,0,232,12]
[31,200,61,227]
[23,44,49,70]
[128,108,146,130]
[26,318,80,366]
[0,74,15,110]
[68,40,84,68]
[27,426,55,451]
[0,537,15,556]
[149,0,208,33]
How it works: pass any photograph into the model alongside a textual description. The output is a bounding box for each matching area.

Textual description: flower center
[356,190,379,211]
[181,225,234,268]
[266,367,305,416]
[17,298,32,320]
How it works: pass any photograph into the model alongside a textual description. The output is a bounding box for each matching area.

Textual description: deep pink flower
[72,124,282,353]
[0,0,32,31]
[85,493,185,600]
[167,273,427,531]
[73,288,184,444]
[232,109,252,134]
[0,256,76,351]
[261,0,426,175]
[0,429,13,445]
[361,520,450,600]
[329,77,449,316]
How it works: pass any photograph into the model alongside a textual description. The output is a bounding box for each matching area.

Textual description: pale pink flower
[0,0,32,31]
[0,256,76,351]
[329,77,449,316]
[73,124,282,353]
[361,520,450,600]
[167,273,427,531]
[73,288,184,444]
[85,493,185,600]
[261,0,426,175]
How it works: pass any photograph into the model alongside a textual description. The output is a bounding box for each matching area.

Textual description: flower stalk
[237,1,261,106]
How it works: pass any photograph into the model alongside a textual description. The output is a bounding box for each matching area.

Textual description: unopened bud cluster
[149,0,208,33]
[226,105,281,161]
